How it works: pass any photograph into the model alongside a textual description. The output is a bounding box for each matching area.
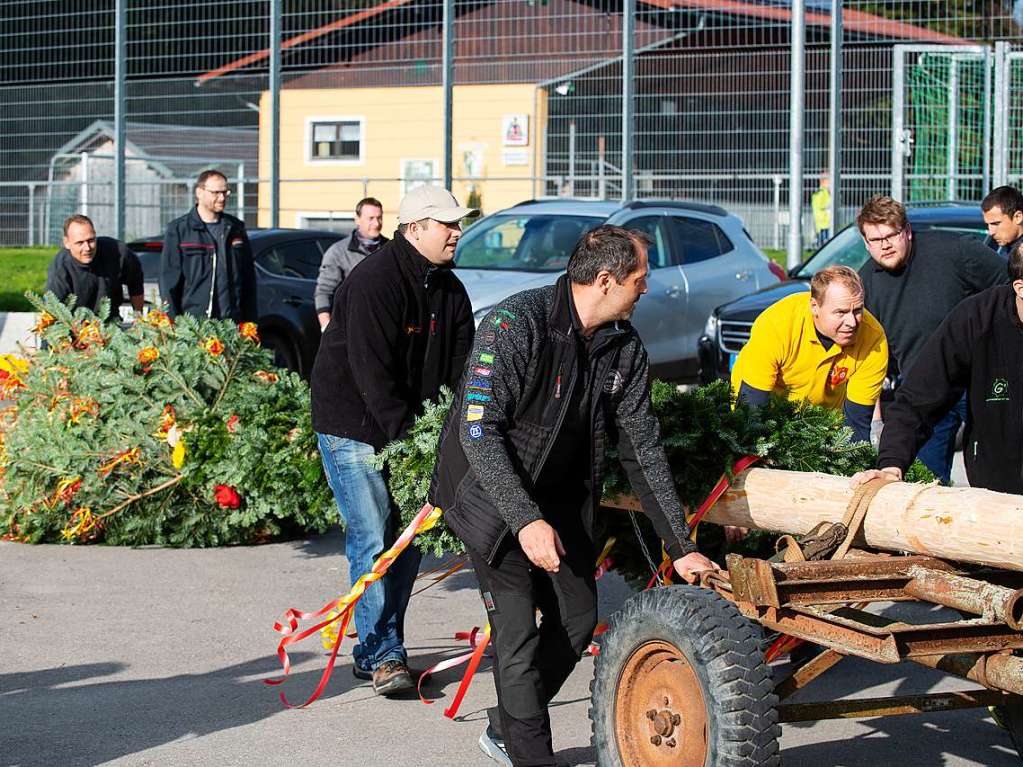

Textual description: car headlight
[473,306,493,327]
[703,312,719,339]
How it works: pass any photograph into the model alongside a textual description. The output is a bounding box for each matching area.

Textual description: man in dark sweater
[856,195,1007,482]
[853,243,1023,495]
[310,186,477,695]
[45,214,144,321]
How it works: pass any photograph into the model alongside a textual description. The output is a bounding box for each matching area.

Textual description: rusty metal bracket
[777,689,1012,723]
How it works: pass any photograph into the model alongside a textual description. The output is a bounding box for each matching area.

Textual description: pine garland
[0,293,334,546]
[379,380,934,579]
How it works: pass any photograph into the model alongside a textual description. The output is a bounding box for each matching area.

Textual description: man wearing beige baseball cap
[310,186,478,695]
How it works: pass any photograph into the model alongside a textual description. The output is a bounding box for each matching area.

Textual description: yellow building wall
[257,83,547,232]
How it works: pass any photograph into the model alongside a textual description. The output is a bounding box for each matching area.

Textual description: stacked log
[703,468,1023,573]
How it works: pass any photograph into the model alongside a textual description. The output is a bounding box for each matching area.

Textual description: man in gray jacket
[430,225,717,766]
[315,197,387,329]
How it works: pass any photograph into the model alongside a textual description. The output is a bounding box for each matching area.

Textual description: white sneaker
[478,726,513,767]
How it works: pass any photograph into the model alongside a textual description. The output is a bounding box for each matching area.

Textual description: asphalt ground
[1,519,1018,767]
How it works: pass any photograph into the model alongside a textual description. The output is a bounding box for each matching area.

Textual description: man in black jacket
[430,225,717,767]
[856,195,1007,482]
[853,244,1023,495]
[46,214,144,321]
[159,169,256,322]
[311,185,477,695]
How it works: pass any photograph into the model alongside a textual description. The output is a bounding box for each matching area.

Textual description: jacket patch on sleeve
[473,366,492,377]
[482,330,497,345]
[467,423,485,441]
[466,404,485,421]
[468,377,492,391]
[466,392,491,403]
[492,317,510,331]
[479,352,495,365]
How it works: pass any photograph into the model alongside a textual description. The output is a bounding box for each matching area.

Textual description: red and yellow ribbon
[265,503,443,708]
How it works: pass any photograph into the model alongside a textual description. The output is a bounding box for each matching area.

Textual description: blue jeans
[317,433,422,671]
[914,396,967,485]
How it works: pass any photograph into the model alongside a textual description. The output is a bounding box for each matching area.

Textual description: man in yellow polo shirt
[731,264,888,443]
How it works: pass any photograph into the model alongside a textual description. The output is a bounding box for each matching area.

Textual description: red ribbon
[688,454,760,529]
[443,627,492,719]
[264,503,440,708]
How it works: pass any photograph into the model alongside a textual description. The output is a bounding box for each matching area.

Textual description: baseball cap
[398,185,479,224]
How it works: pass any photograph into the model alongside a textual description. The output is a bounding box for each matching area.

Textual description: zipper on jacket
[531,353,577,483]
[554,366,562,399]
[430,312,437,335]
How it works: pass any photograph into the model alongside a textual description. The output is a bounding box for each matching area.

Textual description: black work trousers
[467,525,598,767]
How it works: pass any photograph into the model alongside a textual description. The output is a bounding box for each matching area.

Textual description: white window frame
[305,116,365,165]
[399,158,440,196]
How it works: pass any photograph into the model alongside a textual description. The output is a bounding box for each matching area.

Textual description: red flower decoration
[226,414,239,434]
[213,484,241,509]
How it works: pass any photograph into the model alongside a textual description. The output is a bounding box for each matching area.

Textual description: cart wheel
[590,585,780,767]
[994,702,1023,760]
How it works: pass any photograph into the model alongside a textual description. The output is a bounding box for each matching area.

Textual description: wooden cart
[590,471,1023,766]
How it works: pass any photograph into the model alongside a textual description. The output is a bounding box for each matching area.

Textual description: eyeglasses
[865,228,904,247]
[201,187,232,198]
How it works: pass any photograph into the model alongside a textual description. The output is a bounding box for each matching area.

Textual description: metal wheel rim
[613,639,709,767]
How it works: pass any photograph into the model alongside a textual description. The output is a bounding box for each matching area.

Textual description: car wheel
[261,331,300,374]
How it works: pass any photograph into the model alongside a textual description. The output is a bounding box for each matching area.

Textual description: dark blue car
[129,228,345,377]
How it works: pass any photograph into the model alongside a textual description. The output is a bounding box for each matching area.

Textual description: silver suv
[454,199,783,380]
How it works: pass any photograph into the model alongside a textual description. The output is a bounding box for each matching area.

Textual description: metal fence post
[772,175,782,250]
[28,183,36,247]
[993,41,1009,188]
[269,0,282,228]
[568,121,577,196]
[787,0,805,270]
[114,0,127,240]
[947,55,958,200]
[621,0,635,201]
[983,46,992,192]
[828,0,842,232]
[442,0,454,190]
[81,151,90,217]
[237,162,245,219]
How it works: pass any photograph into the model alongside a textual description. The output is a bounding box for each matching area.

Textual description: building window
[310,121,362,161]
[401,159,438,195]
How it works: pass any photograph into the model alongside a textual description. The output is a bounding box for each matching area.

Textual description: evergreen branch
[96,474,184,520]
[153,362,206,407]
[210,352,241,412]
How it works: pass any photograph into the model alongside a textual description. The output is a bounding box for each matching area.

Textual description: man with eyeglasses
[856,194,1007,483]
[160,168,256,322]
[852,241,1023,496]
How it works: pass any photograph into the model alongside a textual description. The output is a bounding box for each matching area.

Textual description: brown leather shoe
[371,660,414,695]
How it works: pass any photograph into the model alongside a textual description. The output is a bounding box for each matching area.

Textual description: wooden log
[701,468,1023,573]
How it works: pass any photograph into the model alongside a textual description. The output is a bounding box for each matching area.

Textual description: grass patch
[0,248,53,311]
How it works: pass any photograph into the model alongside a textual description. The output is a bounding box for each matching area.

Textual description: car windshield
[455,214,605,272]
[792,221,988,280]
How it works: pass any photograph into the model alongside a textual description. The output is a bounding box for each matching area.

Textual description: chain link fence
[2,1,1022,248]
